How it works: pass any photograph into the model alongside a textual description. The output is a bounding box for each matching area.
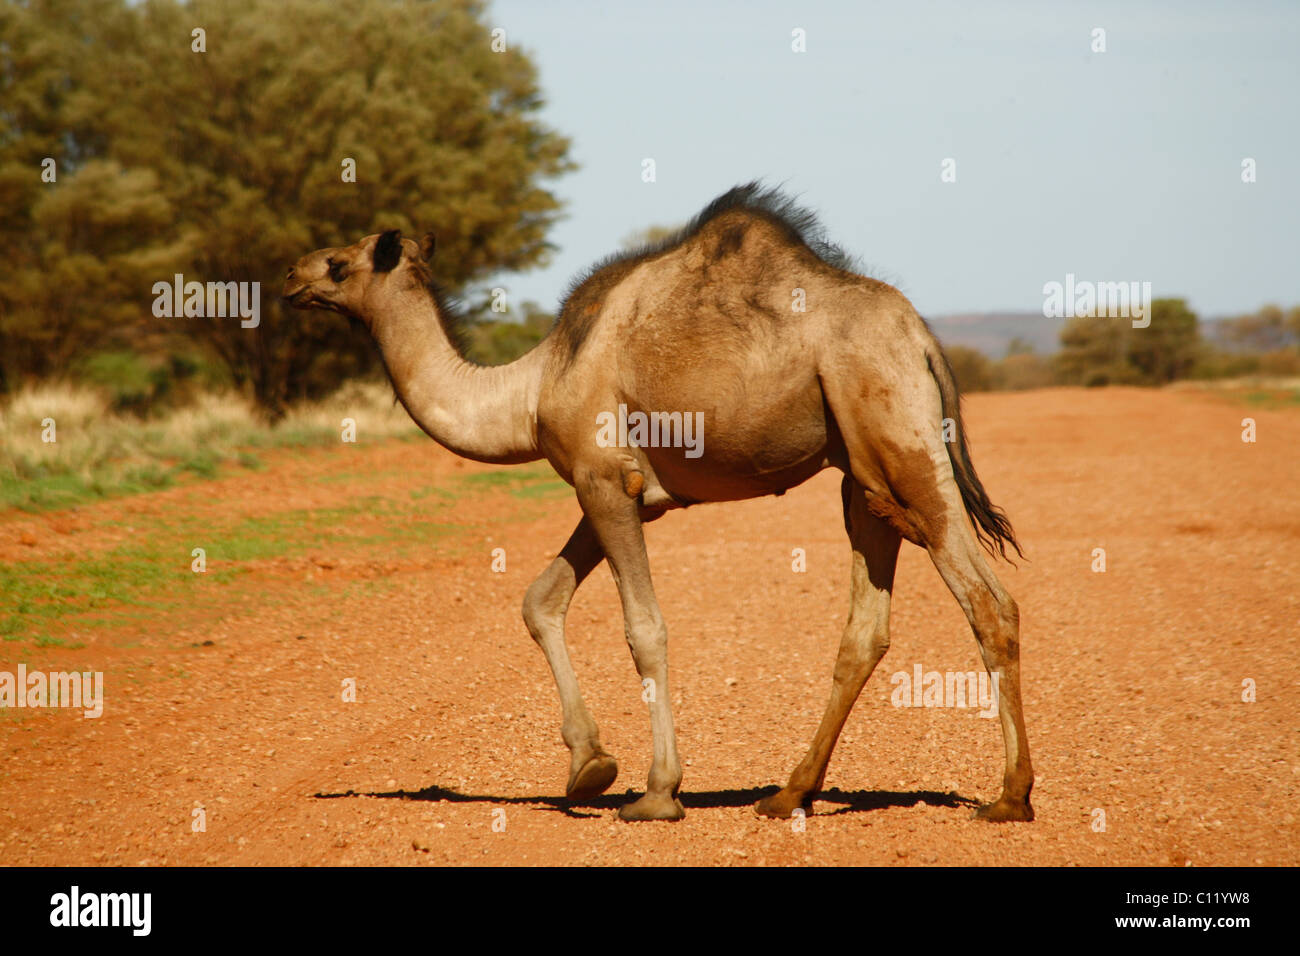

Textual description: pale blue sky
[485,0,1298,319]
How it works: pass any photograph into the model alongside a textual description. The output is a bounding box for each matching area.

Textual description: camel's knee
[521,582,549,638]
[972,587,1019,661]
[832,612,890,683]
[997,592,1020,638]
[992,591,1019,645]
[523,569,570,639]
[624,617,668,673]
[865,624,891,658]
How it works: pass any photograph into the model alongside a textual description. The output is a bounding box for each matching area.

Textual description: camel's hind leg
[853,429,1033,820]
[818,349,1033,821]
[522,517,618,802]
[756,475,901,818]
[921,501,1034,820]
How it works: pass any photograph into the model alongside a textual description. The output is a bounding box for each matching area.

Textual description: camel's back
[555,207,908,364]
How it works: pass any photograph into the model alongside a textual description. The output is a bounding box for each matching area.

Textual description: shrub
[993,352,1055,390]
[945,345,994,393]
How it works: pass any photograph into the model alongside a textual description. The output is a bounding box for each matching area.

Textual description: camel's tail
[925,347,1024,562]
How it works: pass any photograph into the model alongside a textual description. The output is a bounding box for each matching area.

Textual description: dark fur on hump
[553,182,859,364]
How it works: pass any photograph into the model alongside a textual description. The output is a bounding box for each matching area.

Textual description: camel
[283,184,1034,823]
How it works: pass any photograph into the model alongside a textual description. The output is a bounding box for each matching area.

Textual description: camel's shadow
[313,784,980,819]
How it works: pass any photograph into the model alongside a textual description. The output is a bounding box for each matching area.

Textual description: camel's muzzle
[282,283,312,307]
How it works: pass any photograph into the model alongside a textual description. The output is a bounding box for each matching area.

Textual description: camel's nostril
[286,267,295,280]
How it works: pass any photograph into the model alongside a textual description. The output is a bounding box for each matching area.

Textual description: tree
[0,0,575,415]
[0,0,140,388]
[1,160,177,379]
[1127,298,1199,383]
[1217,304,1299,353]
[1055,299,1200,386]
[1054,313,1129,386]
[1004,336,1035,358]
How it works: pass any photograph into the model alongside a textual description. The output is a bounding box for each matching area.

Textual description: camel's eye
[327,259,347,282]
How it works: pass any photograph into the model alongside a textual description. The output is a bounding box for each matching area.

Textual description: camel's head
[283,229,435,323]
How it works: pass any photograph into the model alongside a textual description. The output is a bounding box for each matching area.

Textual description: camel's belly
[646,445,833,505]
[603,330,842,505]
[631,388,840,504]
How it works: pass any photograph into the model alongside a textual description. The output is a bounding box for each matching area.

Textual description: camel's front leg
[575,467,684,821]
[522,517,618,801]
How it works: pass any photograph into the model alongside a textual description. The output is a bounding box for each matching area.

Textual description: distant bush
[1212,305,1300,353]
[1054,299,1199,386]
[993,352,1055,391]
[72,349,226,416]
[1258,348,1300,377]
[76,351,157,413]
[1189,347,1261,380]
[945,345,994,393]
[463,304,555,366]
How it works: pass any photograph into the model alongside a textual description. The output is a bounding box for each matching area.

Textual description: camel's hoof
[973,798,1034,822]
[754,789,806,819]
[617,793,685,822]
[566,754,619,803]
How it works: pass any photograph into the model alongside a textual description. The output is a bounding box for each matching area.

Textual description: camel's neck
[366,285,548,465]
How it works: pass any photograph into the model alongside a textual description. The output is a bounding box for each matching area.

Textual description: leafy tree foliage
[0,0,573,414]
[1055,299,1200,386]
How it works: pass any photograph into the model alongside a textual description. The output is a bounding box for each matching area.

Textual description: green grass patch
[1187,383,1300,411]
[1242,388,1300,409]
[34,635,86,649]
[457,464,569,501]
[0,455,567,648]
[0,495,460,647]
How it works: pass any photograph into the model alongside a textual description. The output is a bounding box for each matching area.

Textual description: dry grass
[0,380,420,510]
[1170,375,1300,391]
[1168,376,1300,410]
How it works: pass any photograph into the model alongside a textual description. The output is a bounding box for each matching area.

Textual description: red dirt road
[2,387,1297,865]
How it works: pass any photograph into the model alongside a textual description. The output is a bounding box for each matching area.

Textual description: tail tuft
[926,349,1024,563]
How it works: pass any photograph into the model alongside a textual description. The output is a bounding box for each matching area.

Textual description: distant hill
[927,312,1063,358]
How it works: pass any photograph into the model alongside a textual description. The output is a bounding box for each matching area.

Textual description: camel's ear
[419,232,436,262]
[372,229,403,273]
